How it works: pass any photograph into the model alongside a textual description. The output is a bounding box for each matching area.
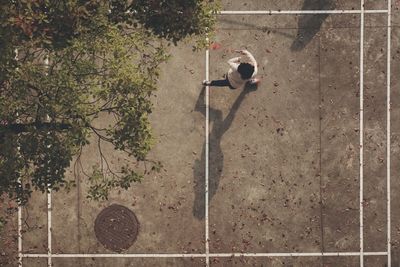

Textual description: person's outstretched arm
[235,50,256,65]
[227,57,240,69]
[235,49,258,76]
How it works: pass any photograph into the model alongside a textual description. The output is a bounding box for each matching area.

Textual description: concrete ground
[2,0,400,266]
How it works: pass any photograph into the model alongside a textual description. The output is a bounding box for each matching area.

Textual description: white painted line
[44,58,52,267]
[18,202,22,267]
[386,0,392,266]
[15,49,22,267]
[218,10,388,15]
[21,251,388,258]
[205,37,210,267]
[209,252,388,257]
[23,253,207,258]
[47,190,52,267]
[359,1,365,266]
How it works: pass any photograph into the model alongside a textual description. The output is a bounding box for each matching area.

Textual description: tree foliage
[0,0,219,203]
[128,0,218,45]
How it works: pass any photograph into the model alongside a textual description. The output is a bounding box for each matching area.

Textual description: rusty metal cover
[94,204,139,252]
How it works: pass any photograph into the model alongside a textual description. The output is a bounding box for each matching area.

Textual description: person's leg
[203,78,233,88]
[209,79,231,87]
[203,73,236,89]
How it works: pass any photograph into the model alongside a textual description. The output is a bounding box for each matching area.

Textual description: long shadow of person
[192,84,257,219]
[291,0,335,51]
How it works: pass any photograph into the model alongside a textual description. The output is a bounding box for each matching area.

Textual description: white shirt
[227,50,258,89]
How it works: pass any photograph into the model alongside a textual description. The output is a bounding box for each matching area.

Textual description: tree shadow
[192,84,257,220]
[217,17,295,40]
[291,0,335,51]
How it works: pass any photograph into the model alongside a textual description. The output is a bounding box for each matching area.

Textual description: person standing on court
[203,49,260,89]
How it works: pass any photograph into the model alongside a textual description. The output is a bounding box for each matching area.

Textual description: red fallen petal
[210,42,222,50]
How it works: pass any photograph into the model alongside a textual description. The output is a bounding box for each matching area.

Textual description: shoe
[202,80,211,86]
[249,78,261,85]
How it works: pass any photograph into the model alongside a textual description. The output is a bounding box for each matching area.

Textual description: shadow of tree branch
[291,0,335,51]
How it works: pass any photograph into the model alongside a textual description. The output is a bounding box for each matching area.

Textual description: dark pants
[209,78,235,89]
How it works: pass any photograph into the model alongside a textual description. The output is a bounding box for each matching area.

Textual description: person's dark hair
[237,63,254,80]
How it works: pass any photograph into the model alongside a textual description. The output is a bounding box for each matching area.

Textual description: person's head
[237,63,255,80]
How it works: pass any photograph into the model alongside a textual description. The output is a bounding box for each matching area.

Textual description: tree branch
[89,126,113,142]
[0,122,72,134]
[97,137,121,179]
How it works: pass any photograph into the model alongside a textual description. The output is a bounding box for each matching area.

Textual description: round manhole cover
[94,204,139,252]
